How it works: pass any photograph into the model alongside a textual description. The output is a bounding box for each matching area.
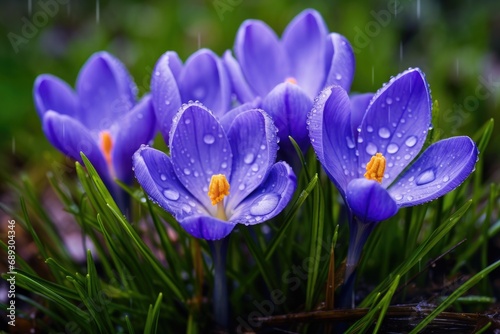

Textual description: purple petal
[235,20,288,97]
[151,51,182,142]
[219,98,262,132]
[225,109,278,212]
[179,215,236,240]
[346,178,398,222]
[356,68,431,187]
[33,74,78,118]
[350,93,374,140]
[179,49,231,117]
[324,33,355,92]
[308,86,357,195]
[223,50,256,103]
[76,52,136,130]
[112,95,156,184]
[230,161,296,225]
[388,136,478,207]
[262,82,312,154]
[42,111,109,180]
[169,103,232,214]
[282,9,329,99]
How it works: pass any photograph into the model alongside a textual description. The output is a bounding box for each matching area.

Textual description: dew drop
[395,194,403,200]
[244,153,255,164]
[404,154,411,160]
[160,174,167,181]
[407,195,414,200]
[346,136,355,149]
[405,136,417,147]
[238,184,246,191]
[386,97,393,105]
[184,118,191,125]
[183,168,191,175]
[163,189,180,201]
[357,136,364,144]
[387,143,399,154]
[251,163,259,172]
[182,204,192,213]
[378,127,391,139]
[416,168,436,185]
[366,142,377,155]
[367,125,374,133]
[260,144,266,150]
[442,175,450,182]
[203,134,215,144]
[249,194,280,216]
[221,162,228,169]
[335,73,342,80]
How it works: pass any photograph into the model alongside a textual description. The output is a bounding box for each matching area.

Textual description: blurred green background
[0,0,499,190]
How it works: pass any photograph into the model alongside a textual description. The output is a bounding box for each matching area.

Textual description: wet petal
[179,49,231,117]
[112,95,156,184]
[223,50,256,103]
[282,9,329,98]
[262,82,312,153]
[235,19,288,97]
[169,103,232,214]
[76,52,136,130]
[308,86,357,195]
[219,98,262,132]
[230,161,296,225]
[33,74,77,118]
[324,33,355,92]
[346,178,398,222]
[356,68,431,187]
[350,93,374,140]
[225,109,278,212]
[151,51,183,142]
[388,136,478,207]
[179,215,236,240]
[42,111,108,180]
[133,146,208,221]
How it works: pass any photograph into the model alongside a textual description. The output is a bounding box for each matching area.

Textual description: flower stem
[209,236,230,330]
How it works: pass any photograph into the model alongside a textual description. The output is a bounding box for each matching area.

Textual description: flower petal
[388,136,478,207]
[356,68,431,187]
[324,33,355,92]
[179,215,236,240]
[218,98,262,133]
[133,146,208,220]
[76,52,136,130]
[282,9,329,98]
[151,51,183,142]
[169,103,232,214]
[42,111,108,180]
[230,161,296,225]
[112,95,156,184]
[262,82,312,154]
[346,178,398,222]
[308,86,357,195]
[225,109,278,212]
[350,93,374,140]
[33,74,78,118]
[179,49,232,117]
[223,50,256,103]
[235,19,288,97]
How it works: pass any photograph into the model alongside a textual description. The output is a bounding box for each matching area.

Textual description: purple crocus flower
[133,102,297,240]
[224,9,355,154]
[151,48,231,143]
[308,68,478,304]
[33,51,156,198]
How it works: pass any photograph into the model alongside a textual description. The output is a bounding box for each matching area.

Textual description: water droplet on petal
[221,162,227,169]
[203,134,215,144]
[407,195,414,201]
[378,127,390,139]
[238,184,246,191]
[160,174,167,181]
[367,125,374,133]
[405,136,417,147]
[183,168,191,175]
[395,194,403,200]
[249,194,280,216]
[244,153,255,164]
[346,136,355,148]
[182,204,192,213]
[387,143,399,154]
[335,73,342,80]
[366,142,377,155]
[442,175,450,182]
[184,118,191,124]
[416,168,436,185]
[260,144,266,150]
[163,189,180,201]
[386,97,393,105]
[251,163,259,172]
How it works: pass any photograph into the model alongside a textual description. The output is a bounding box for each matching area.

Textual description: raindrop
[165,100,171,105]
[183,168,191,175]
[386,97,393,105]
[407,195,414,201]
[335,73,342,81]
[160,174,167,181]
[260,144,266,150]
[416,168,436,185]
[182,204,192,213]
[163,189,180,201]
[395,194,403,200]
[238,184,246,191]
[442,175,450,182]
[184,118,191,124]
[378,127,391,139]
[367,125,374,133]
[387,143,399,154]
[346,136,355,149]
[405,136,417,147]
[249,194,280,216]
[404,154,411,160]
[366,142,377,155]
[203,134,215,144]
[244,153,255,164]
[357,136,364,144]
[251,164,259,172]
[221,162,228,169]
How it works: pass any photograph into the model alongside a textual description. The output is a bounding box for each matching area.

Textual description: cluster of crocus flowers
[309,68,478,305]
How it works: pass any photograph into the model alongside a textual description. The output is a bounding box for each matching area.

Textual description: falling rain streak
[416,0,421,19]
[96,0,100,24]
[28,0,32,15]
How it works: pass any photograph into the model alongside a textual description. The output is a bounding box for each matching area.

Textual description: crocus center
[364,153,386,183]
[285,77,297,85]
[99,131,113,166]
[208,174,230,221]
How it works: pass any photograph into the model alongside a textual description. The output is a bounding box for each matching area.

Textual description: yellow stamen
[285,77,297,85]
[208,174,230,221]
[100,131,113,166]
[364,153,386,183]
